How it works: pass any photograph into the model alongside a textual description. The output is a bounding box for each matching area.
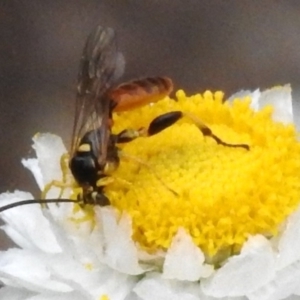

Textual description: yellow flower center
[100,88,300,260]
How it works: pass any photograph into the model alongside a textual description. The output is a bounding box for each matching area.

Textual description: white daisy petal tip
[0,190,33,207]
[162,228,213,281]
[21,158,44,190]
[97,207,145,275]
[258,84,293,124]
[227,84,294,125]
[32,133,67,188]
[200,235,276,298]
[227,88,261,111]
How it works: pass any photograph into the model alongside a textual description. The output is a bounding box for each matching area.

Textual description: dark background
[1,0,300,249]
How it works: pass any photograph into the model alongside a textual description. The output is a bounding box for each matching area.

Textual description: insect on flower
[0,25,249,213]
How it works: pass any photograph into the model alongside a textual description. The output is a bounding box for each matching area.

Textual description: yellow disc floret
[104,89,300,259]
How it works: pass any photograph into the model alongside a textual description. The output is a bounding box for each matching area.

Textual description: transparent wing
[71,26,125,165]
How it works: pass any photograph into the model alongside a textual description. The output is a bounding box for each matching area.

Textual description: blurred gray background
[1,0,300,249]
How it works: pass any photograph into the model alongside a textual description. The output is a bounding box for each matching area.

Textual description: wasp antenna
[0,199,78,213]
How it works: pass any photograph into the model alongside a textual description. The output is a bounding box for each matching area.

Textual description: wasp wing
[71,26,125,166]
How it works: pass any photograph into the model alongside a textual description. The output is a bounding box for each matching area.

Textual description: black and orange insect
[0,26,249,213]
[69,26,174,205]
[0,26,174,211]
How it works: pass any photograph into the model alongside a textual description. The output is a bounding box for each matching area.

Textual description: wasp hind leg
[116,111,249,150]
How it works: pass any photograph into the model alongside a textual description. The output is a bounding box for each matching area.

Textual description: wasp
[0,26,249,213]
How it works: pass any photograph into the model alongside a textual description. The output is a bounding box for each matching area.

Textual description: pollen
[105,88,300,259]
[84,263,94,271]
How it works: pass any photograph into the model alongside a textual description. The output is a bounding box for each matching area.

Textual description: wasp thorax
[69,144,98,188]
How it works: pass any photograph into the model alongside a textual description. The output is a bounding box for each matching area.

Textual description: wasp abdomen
[110,77,173,112]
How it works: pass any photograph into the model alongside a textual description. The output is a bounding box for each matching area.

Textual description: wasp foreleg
[41,153,74,202]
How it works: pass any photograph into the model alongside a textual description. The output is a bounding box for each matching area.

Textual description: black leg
[115,110,249,150]
[148,111,183,136]
[116,111,183,143]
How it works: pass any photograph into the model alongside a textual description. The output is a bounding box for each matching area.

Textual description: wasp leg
[41,153,74,203]
[116,111,249,149]
[96,177,115,187]
[115,111,249,150]
[60,153,72,186]
[80,177,131,207]
[79,187,110,207]
[147,111,250,150]
[41,180,71,208]
[94,193,110,206]
[97,176,132,187]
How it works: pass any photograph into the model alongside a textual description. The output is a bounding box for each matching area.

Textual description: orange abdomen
[110,77,173,112]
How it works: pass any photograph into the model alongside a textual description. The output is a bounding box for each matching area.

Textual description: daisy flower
[1,85,300,300]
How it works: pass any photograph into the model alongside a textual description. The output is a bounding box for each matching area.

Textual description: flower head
[107,86,300,262]
[1,85,300,300]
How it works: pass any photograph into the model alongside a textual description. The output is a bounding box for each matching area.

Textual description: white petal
[201,235,276,297]
[11,212,131,300]
[39,208,97,263]
[98,207,145,275]
[249,89,263,111]
[46,243,139,300]
[227,86,294,125]
[42,257,98,299]
[1,224,32,249]
[22,158,44,191]
[163,228,213,281]
[44,252,118,298]
[258,85,293,124]
[292,90,300,131]
[248,261,300,300]
[27,292,88,300]
[0,190,33,208]
[228,89,261,112]
[64,221,105,268]
[0,286,35,300]
[138,248,165,262]
[0,191,61,253]
[0,249,72,293]
[134,272,200,300]
[276,206,300,270]
[91,269,137,300]
[32,133,67,190]
[285,296,300,300]
[124,293,143,300]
